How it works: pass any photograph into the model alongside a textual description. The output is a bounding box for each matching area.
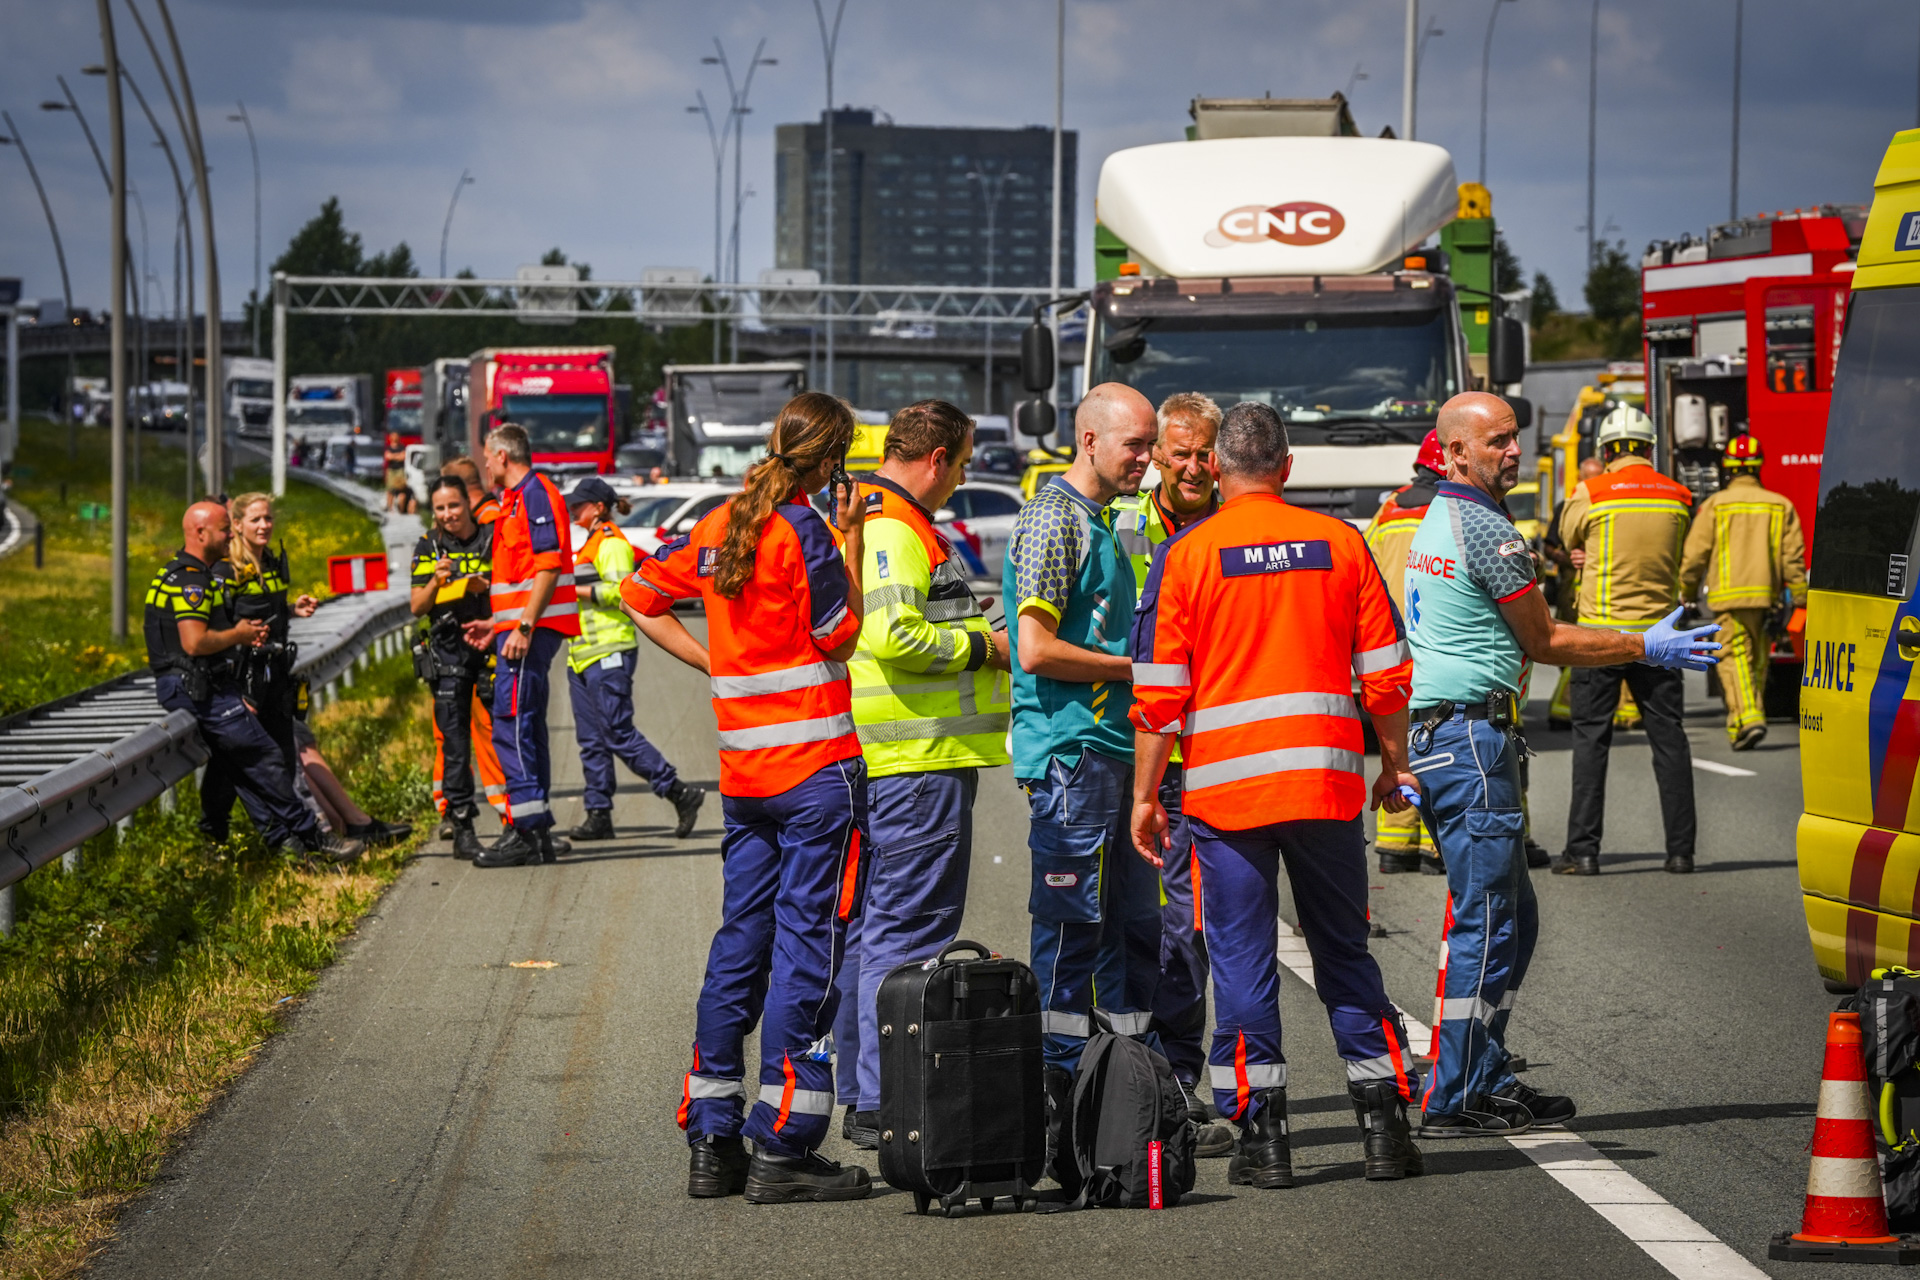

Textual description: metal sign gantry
[270,272,1057,495]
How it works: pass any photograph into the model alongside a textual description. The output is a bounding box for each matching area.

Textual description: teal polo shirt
[1404,481,1537,706]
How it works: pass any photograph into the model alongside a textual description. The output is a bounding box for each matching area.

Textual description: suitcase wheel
[914,1192,932,1216]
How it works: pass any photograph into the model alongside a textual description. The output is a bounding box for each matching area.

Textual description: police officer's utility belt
[149,653,236,703]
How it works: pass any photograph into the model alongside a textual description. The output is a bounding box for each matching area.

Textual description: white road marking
[1692,759,1757,778]
[1274,927,1769,1280]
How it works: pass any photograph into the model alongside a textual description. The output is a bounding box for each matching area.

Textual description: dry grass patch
[0,652,431,1278]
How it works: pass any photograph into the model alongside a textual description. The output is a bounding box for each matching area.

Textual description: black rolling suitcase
[876,940,1045,1217]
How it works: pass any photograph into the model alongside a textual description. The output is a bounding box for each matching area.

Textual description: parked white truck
[1020,96,1527,526]
[227,356,277,439]
[285,373,374,442]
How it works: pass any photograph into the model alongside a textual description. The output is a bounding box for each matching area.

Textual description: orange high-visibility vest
[488,470,580,637]
[622,496,861,797]
[1131,491,1412,828]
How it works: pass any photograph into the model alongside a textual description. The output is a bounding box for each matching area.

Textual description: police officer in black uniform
[409,476,495,859]
[211,493,312,793]
[146,500,362,862]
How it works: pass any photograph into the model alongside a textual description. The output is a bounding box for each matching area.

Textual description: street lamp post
[1479,0,1516,186]
[98,0,129,639]
[1587,0,1599,271]
[687,93,728,362]
[1049,0,1063,414]
[439,168,474,279]
[966,163,1025,415]
[1403,0,1417,140]
[1729,0,1743,222]
[810,0,849,397]
[0,114,76,468]
[705,37,777,364]
[229,101,261,357]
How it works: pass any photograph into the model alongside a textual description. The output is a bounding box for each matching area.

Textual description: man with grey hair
[1131,398,1426,1185]
[1110,390,1231,1154]
[458,422,583,867]
[1004,381,1162,1188]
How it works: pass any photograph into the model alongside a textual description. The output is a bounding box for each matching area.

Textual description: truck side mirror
[1020,321,1055,394]
[1489,312,1526,387]
[1015,398,1056,438]
[1504,396,1533,432]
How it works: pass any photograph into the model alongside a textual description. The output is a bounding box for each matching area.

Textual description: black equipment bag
[1067,1030,1196,1209]
[875,940,1044,1217]
[1856,969,1920,1226]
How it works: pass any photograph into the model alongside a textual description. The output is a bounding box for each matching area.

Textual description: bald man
[145,502,363,862]
[1401,393,1716,1139]
[1003,382,1162,1186]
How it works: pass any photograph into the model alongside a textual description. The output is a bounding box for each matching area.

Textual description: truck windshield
[386,407,422,435]
[1089,308,1452,444]
[503,394,607,453]
[1813,286,1920,598]
[680,373,799,427]
[231,379,273,399]
[697,444,770,478]
[288,405,355,427]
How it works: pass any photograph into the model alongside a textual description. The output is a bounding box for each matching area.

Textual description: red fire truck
[383,368,423,444]
[464,346,618,476]
[1639,205,1866,540]
[1637,204,1867,708]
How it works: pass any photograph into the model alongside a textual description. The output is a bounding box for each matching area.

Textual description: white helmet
[1596,404,1655,449]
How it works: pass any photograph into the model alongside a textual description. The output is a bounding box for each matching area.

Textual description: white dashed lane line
[1692,758,1758,778]
[1274,928,1769,1280]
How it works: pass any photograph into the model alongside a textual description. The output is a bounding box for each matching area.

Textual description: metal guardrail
[0,571,417,892]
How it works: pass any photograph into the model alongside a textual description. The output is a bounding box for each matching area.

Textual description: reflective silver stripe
[922,596,981,622]
[1345,1054,1404,1082]
[1439,996,1497,1023]
[864,583,926,611]
[1498,990,1516,1011]
[811,601,850,641]
[490,571,578,596]
[855,712,1008,745]
[510,799,549,817]
[491,602,579,622]
[1102,1011,1153,1036]
[573,564,602,587]
[686,1075,743,1099]
[716,713,857,753]
[1138,713,1184,735]
[1209,1063,1287,1090]
[483,784,510,796]
[1352,640,1411,675]
[756,1085,835,1116]
[1188,691,1356,734]
[1132,662,1190,687]
[710,661,847,700]
[1183,745,1364,792]
[1041,1011,1090,1038]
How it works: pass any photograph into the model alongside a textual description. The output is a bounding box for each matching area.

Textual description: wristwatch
[516,620,533,637]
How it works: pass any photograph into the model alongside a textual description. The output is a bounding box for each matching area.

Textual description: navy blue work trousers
[565,648,678,811]
[491,628,564,831]
[682,758,867,1158]
[1150,765,1208,1087]
[158,674,318,849]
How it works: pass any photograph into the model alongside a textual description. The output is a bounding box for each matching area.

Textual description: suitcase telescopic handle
[936,939,994,962]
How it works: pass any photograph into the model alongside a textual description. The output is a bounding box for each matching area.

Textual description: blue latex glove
[1397,785,1422,806]
[1640,607,1722,671]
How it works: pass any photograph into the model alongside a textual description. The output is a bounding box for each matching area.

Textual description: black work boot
[743,1149,872,1203]
[1553,852,1600,876]
[569,809,616,842]
[1420,853,1446,876]
[474,825,540,868]
[686,1134,750,1198]
[1182,1081,1236,1159]
[450,818,482,861]
[538,829,566,863]
[667,780,707,839]
[1524,838,1552,869]
[1350,1080,1424,1180]
[841,1105,879,1151]
[1227,1087,1294,1189]
[436,818,455,841]
[300,832,365,864]
[1665,855,1695,874]
[1043,1065,1079,1193]
[1377,848,1423,874]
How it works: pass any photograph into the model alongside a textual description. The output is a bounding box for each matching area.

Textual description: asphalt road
[92,636,1843,1280]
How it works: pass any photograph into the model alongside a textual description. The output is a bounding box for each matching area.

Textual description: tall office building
[774,110,1076,289]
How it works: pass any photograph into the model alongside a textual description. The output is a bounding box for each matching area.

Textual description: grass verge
[0,417,387,718]
[0,649,432,1278]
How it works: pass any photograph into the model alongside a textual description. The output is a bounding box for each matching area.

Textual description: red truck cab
[465,346,618,476]
[383,367,424,445]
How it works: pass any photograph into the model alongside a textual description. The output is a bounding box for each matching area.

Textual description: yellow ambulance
[1797,129,1920,988]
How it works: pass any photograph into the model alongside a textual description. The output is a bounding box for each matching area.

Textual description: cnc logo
[1207,202,1346,248]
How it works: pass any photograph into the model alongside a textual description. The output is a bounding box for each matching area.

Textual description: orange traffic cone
[1770,1012,1920,1263]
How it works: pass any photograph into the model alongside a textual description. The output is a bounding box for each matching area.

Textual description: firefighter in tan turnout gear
[1678,434,1807,751]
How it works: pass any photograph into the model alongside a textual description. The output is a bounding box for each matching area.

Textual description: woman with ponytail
[619,391,873,1204]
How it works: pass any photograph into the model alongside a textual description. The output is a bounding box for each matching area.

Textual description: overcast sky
[3,0,1917,321]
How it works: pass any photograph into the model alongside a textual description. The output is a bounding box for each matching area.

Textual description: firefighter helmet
[1596,404,1656,449]
[1416,429,1446,475]
[1724,434,1763,468]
